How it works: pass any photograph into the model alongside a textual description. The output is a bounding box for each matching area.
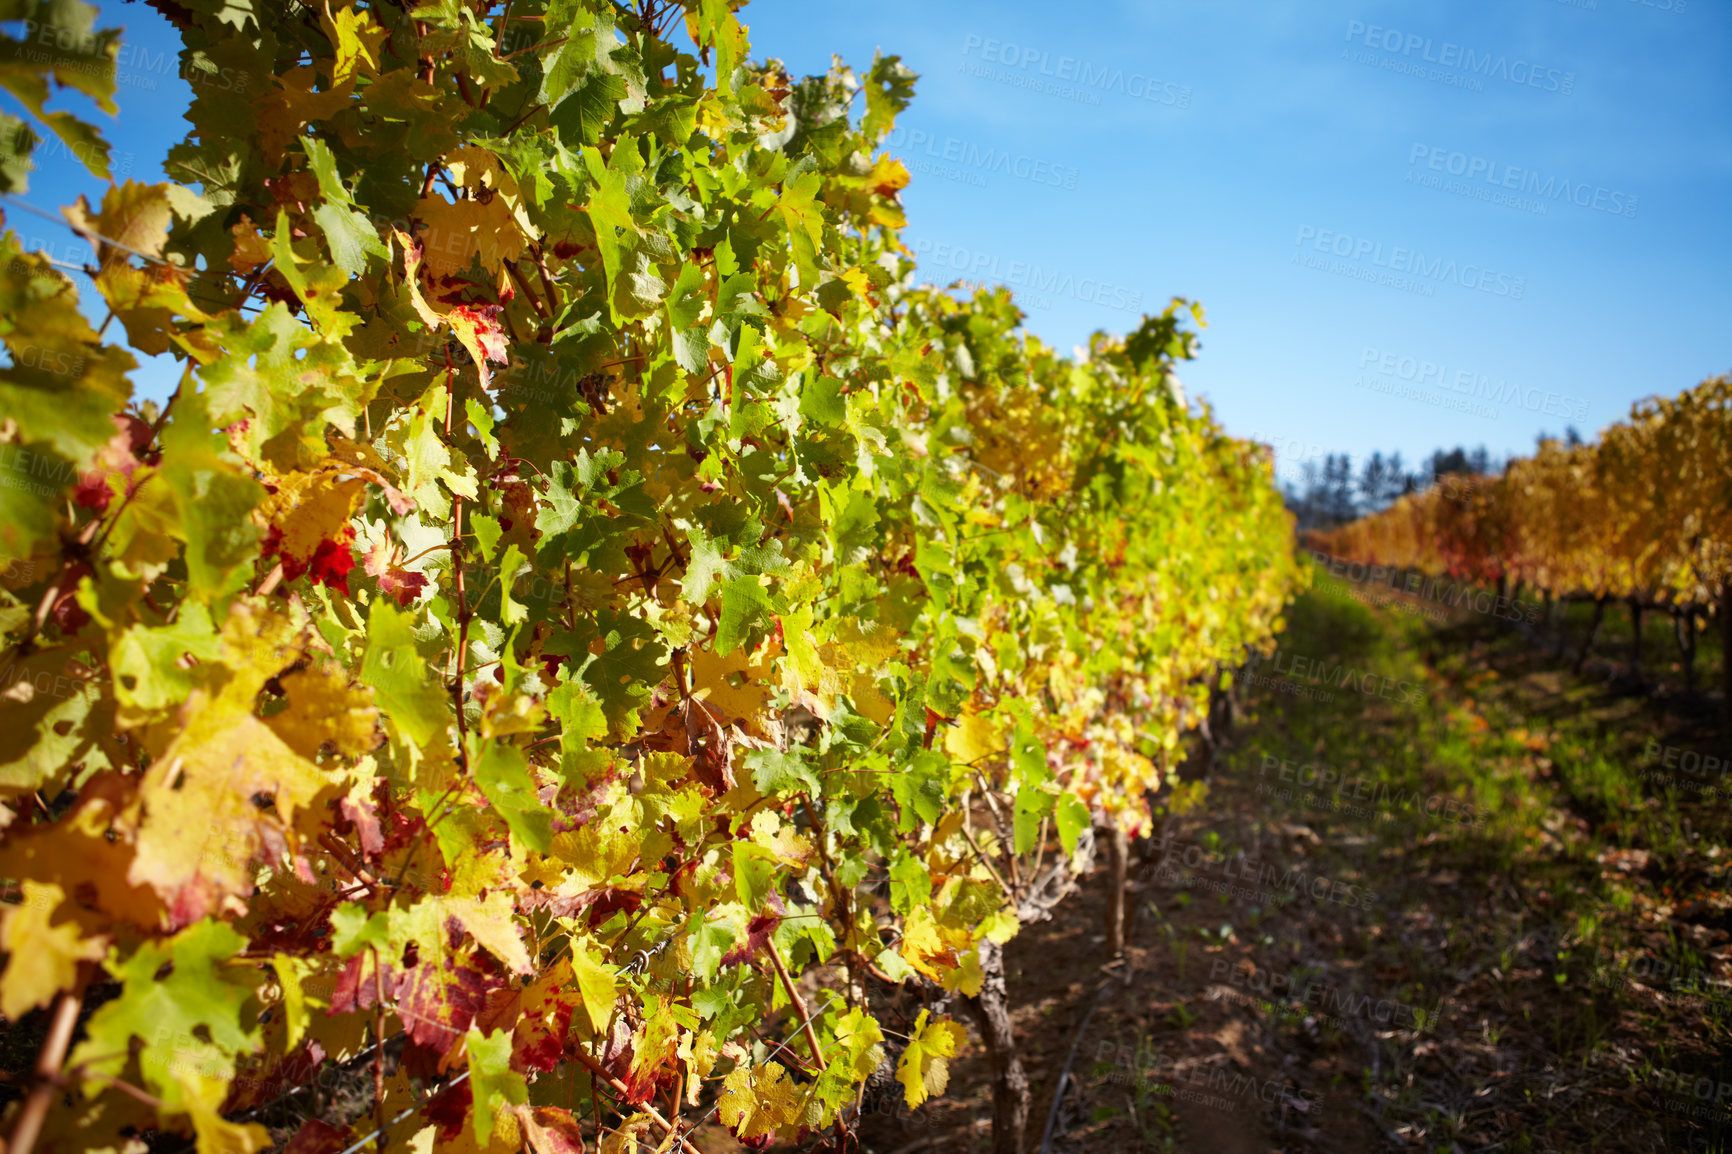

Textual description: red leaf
[338,790,385,859]
[392,960,499,1049]
[720,912,781,967]
[423,1077,472,1141]
[447,303,509,390]
[73,415,145,512]
[284,1119,350,1154]
[307,536,358,594]
[329,953,391,1016]
[364,541,429,606]
[521,1105,588,1154]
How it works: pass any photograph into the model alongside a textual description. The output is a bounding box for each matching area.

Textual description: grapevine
[1314,375,1732,710]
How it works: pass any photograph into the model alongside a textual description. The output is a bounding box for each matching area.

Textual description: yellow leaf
[404,889,532,976]
[185,1095,271,1154]
[944,711,1005,765]
[0,880,106,1019]
[228,217,272,275]
[266,660,379,759]
[415,194,528,280]
[686,642,775,725]
[124,600,343,924]
[677,1029,719,1105]
[0,792,165,931]
[899,905,981,987]
[718,1061,804,1143]
[270,955,310,1049]
[896,1009,966,1109]
[943,944,984,997]
[748,810,811,867]
[254,66,354,163]
[322,4,389,85]
[64,180,175,264]
[597,1113,652,1154]
[129,708,333,924]
[569,939,617,1032]
[255,471,365,563]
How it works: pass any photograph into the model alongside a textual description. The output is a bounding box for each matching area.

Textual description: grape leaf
[896,1008,966,1109]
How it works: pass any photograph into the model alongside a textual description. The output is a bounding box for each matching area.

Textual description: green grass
[1208,559,1732,1149]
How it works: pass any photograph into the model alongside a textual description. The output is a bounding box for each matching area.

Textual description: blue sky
[9,0,1729,483]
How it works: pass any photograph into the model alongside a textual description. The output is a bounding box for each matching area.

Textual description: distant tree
[1326,453,1357,523]
[1358,451,1389,511]
[1384,450,1413,503]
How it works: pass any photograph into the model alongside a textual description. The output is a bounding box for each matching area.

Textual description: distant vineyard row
[1314,375,1732,706]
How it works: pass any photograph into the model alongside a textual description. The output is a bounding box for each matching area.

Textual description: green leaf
[863,52,918,143]
[887,749,948,831]
[888,852,931,914]
[497,543,529,627]
[0,441,62,561]
[715,573,778,656]
[110,602,222,715]
[568,939,617,1030]
[1054,792,1090,857]
[70,919,262,1108]
[361,600,449,749]
[732,841,777,908]
[328,902,394,957]
[156,390,265,601]
[0,112,35,192]
[474,740,552,852]
[1010,726,1054,853]
[466,1026,528,1144]
[0,235,135,468]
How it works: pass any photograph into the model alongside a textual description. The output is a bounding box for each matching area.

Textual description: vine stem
[570,1052,705,1154]
[765,938,827,1073]
[956,819,1014,903]
[798,794,858,1009]
[446,375,470,767]
[372,947,387,1150]
[6,985,84,1154]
